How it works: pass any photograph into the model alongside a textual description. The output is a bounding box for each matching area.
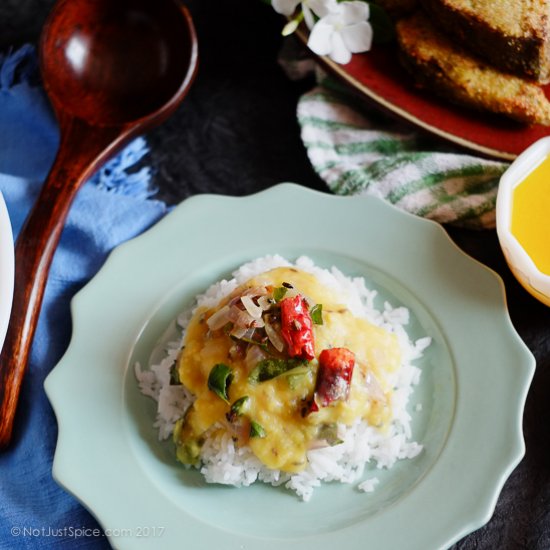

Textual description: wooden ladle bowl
[0,0,198,447]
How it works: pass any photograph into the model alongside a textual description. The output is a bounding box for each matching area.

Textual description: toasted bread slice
[420,0,550,82]
[396,13,550,125]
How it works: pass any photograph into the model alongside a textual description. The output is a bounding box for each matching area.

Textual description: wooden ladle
[0,0,198,447]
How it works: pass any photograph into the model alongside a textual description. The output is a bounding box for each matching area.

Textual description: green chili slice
[207,363,233,403]
[310,303,323,325]
[248,358,308,384]
[173,417,204,466]
[175,438,204,466]
[226,396,250,422]
[250,420,266,438]
[231,395,250,415]
[273,286,288,302]
[170,362,181,385]
[285,365,311,389]
[317,423,343,446]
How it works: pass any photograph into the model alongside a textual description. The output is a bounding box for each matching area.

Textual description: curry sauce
[175,267,401,473]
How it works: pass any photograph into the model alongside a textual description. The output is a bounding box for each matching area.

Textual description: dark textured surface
[2,1,549,549]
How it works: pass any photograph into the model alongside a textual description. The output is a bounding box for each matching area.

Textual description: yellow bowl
[496,136,550,306]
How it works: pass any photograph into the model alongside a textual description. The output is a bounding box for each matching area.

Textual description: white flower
[272,0,337,29]
[307,1,373,64]
[271,0,301,16]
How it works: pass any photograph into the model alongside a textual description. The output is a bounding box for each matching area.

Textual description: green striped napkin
[295,73,509,229]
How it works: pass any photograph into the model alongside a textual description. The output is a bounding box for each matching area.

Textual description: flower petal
[272,0,301,16]
[307,0,339,17]
[339,1,370,25]
[303,4,316,29]
[307,19,335,56]
[340,21,373,53]
[329,31,352,64]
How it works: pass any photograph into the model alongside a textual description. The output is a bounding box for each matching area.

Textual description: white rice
[135,255,430,501]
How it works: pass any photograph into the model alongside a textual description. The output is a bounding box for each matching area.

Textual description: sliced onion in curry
[264,317,285,352]
[365,369,387,403]
[206,304,232,331]
[241,295,264,319]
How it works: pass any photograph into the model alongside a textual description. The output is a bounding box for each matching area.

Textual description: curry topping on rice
[174,267,401,473]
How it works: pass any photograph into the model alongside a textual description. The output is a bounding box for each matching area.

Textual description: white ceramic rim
[496,136,550,298]
[0,192,14,353]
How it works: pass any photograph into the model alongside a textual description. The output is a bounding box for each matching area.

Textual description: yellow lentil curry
[174,267,401,473]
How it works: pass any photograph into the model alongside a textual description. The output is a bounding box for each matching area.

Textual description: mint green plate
[45,184,535,550]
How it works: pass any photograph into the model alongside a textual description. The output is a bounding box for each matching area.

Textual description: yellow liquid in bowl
[511,155,550,276]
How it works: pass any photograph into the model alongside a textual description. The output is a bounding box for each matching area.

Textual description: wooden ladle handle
[0,118,126,448]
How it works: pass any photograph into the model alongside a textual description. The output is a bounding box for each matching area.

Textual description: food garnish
[310,303,323,325]
[273,285,288,302]
[207,363,233,403]
[249,420,267,438]
[280,295,315,360]
[310,347,355,411]
[136,258,429,501]
[248,357,309,384]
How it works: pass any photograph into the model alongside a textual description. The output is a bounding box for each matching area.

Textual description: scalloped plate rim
[45,183,535,550]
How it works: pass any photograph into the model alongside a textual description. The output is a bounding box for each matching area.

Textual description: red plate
[296,29,550,161]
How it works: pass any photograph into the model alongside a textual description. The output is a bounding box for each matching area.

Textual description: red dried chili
[313,347,355,408]
[280,295,315,360]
